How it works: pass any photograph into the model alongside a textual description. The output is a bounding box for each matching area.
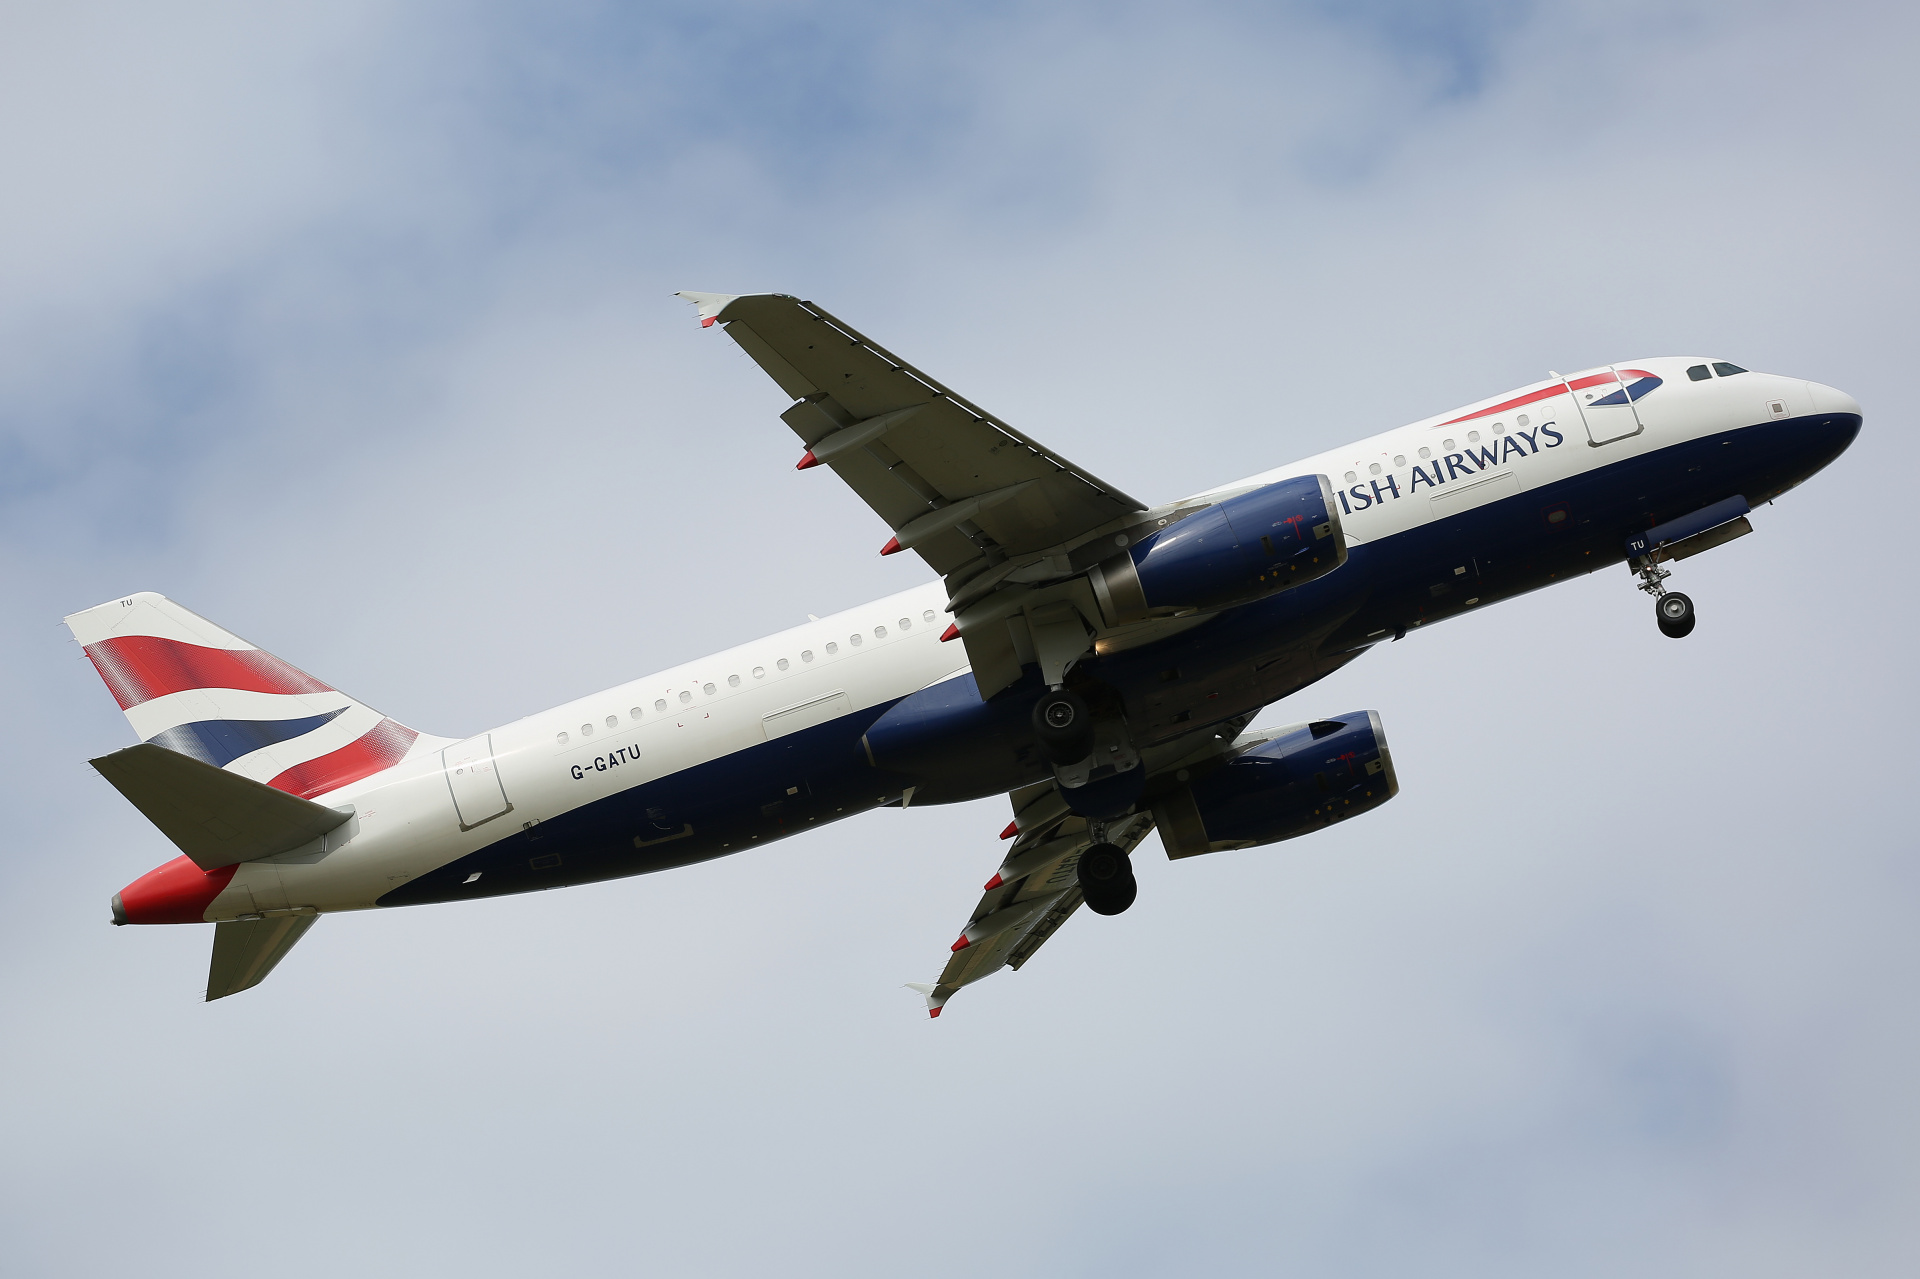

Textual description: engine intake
[1152,711,1397,856]
[1091,474,1345,625]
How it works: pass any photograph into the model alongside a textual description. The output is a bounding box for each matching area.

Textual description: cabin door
[444,733,513,831]
[1567,365,1646,446]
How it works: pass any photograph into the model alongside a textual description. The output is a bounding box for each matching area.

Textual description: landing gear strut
[1632,556,1697,639]
[1077,841,1137,916]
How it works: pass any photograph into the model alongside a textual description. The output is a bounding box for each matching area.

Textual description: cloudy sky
[2,2,1915,1274]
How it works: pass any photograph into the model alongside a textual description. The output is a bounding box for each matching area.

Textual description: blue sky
[2,3,1916,1276]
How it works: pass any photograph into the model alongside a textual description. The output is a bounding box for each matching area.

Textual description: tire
[1077,842,1128,888]
[1078,842,1137,916]
[1656,591,1696,639]
[1032,688,1095,764]
[1084,873,1138,916]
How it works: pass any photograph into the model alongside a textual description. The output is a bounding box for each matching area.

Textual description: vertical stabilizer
[65,592,426,800]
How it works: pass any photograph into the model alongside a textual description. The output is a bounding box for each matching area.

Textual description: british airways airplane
[69,293,1861,1012]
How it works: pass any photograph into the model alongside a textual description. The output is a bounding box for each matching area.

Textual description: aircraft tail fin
[208,914,319,1001]
[64,592,424,800]
[92,743,353,871]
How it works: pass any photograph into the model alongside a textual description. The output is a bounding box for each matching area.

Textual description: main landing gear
[1077,841,1137,916]
[1632,556,1697,639]
[1032,688,1094,765]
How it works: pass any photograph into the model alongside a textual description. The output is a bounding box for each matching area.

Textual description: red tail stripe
[82,635,332,710]
[268,718,418,799]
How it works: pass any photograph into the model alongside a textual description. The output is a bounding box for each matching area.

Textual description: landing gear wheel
[1656,591,1696,639]
[1077,842,1137,916]
[1084,876,1137,916]
[1032,688,1095,765]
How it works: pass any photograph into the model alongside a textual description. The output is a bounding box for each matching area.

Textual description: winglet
[905,982,949,1019]
[674,291,743,328]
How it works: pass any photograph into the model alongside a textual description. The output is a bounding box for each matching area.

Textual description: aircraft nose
[1806,380,1862,418]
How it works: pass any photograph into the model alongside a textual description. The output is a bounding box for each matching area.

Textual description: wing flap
[91,743,352,871]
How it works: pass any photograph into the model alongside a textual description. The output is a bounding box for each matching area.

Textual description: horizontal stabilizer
[208,914,318,1001]
[91,743,351,871]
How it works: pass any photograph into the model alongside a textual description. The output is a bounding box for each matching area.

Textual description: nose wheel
[1655,591,1696,638]
[1632,556,1697,639]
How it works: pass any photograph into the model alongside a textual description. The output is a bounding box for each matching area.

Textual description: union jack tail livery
[65,592,425,800]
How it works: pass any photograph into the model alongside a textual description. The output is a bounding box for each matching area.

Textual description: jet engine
[1091,474,1345,625]
[1152,711,1397,857]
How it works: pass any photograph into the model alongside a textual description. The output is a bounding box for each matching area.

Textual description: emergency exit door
[443,733,512,830]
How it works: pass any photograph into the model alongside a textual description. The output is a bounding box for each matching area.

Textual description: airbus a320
[69,293,1861,1011]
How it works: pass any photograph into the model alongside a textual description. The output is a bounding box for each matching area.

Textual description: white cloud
[2,2,1915,1275]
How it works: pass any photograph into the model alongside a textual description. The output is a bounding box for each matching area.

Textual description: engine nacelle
[1091,474,1345,625]
[1152,711,1397,856]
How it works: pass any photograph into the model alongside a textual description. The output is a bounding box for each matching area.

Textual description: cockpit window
[1686,364,1711,381]
[1712,362,1747,377]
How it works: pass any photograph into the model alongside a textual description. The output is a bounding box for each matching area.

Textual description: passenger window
[1467,431,1480,443]
[898,617,911,630]
[874,625,887,638]
[1368,463,1381,476]
[1393,454,1405,467]
[727,674,740,688]
[802,650,814,662]
[922,610,935,623]
[630,707,643,720]
[678,690,692,704]
[849,634,863,646]
[778,658,791,670]
[1491,424,1503,435]
[1418,447,1431,460]
[556,731,570,746]
[581,723,594,737]
[702,682,716,695]
[655,699,668,713]
[1687,364,1712,381]
[752,666,765,678]
[1516,414,1529,427]
[1344,470,1357,483]
[1443,439,1456,450]
[1713,362,1747,376]
[605,715,617,728]
[826,643,838,655]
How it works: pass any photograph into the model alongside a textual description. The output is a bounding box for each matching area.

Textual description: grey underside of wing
[206,914,319,1001]
[711,294,1146,579]
[928,788,1157,1007]
[91,743,352,871]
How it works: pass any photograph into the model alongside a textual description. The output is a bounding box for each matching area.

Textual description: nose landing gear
[1655,591,1696,638]
[1633,557,1696,639]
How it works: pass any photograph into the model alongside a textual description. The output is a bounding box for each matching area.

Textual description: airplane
[67,292,1861,1011]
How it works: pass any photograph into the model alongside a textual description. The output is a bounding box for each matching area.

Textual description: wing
[680,291,1151,696]
[680,292,1143,575]
[905,714,1270,1016]
[206,914,319,1001]
[908,781,1157,1017]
